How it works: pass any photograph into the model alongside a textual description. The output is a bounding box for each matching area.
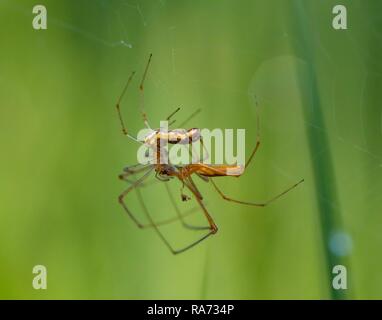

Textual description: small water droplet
[329,231,352,257]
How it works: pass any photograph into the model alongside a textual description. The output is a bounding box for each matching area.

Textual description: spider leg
[178,108,201,128]
[139,54,153,129]
[165,182,210,230]
[206,95,303,206]
[243,94,262,169]
[135,184,214,254]
[209,177,304,207]
[118,167,206,229]
[118,167,155,227]
[115,71,142,143]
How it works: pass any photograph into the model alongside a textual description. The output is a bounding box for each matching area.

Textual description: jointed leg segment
[139,53,153,128]
[116,71,137,140]
[210,177,304,207]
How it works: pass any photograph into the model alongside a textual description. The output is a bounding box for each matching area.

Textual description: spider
[115,54,304,254]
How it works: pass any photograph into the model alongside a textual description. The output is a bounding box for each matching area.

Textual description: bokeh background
[0,0,381,299]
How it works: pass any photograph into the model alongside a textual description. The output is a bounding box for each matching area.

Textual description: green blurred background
[0,0,381,299]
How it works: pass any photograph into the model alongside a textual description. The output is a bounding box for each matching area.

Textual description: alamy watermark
[134,121,246,176]
[32,265,47,290]
[332,265,347,290]
[32,5,47,30]
[332,5,347,30]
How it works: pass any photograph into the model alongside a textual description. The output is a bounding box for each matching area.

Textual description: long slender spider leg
[118,167,154,228]
[185,176,217,233]
[184,137,209,165]
[121,171,174,187]
[209,177,304,207]
[195,172,209,183]
[119,174,153,187]
[123,163,144,171]
[119,169,203,229]
[165,182,210,231]
[189,143,199,163]
[244,139,260,169]
[199,137,210,163]
[167,107,180,128]
[178,108,202,128]
[116,71,135,135]
[168,107,198,129]
[119,164,151,179]
[134,186,177,252]
[139,205,203,228]
[244,95,261,169]
[119,163,160,187]
[166,107,181,122]
[187,175,204,200]
[135,185,211,254]
[133,176,216,254]
[165,176,217,253]
[139,53,153,129]
[182,142,200,168]
[115,71,141,143]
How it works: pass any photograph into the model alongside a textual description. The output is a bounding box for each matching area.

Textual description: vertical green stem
[288,0,350,299]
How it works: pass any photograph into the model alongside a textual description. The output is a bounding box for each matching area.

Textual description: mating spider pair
[115,54,304,254]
